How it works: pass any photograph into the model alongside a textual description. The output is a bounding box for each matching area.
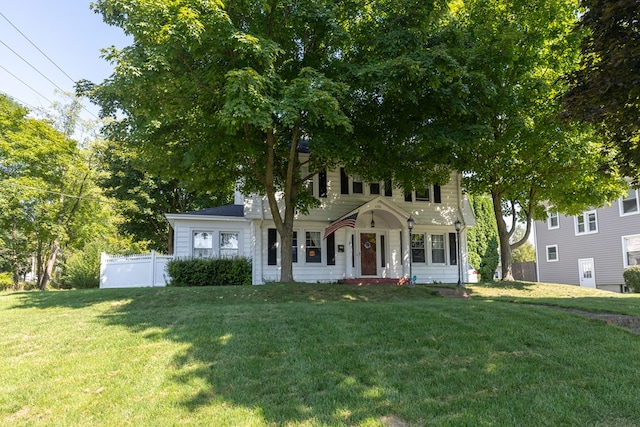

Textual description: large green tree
[96,139,232,253]
[562,0,640,180]
[0,95,110,289]
[439,0,626,280]
[82,0,453,282]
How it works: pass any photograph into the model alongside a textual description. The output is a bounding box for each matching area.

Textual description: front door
[360,233,377,276]
[578,258,596,288]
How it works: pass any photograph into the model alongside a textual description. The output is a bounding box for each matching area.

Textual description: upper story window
[547,211,559,229]
[575,210,598,235]
[404,185,442,203]
[620,189,639,216]
[352,176,364,194]
[415,187,430,201]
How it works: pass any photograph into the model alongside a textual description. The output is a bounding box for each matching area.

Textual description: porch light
[371,211,375,228]
[454,219,462,287]
[407,216,414,287]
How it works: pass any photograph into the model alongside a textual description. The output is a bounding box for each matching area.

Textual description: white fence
[100,251,174,289]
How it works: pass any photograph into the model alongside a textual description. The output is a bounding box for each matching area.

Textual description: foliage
[0,94,127,289]
[441,0,627,280]
[623,266,640,293]
[510,225,536,263]
[95,139,232,253]
[167,257,252,287]
[467,195,499,281]
[58,237,149,289]
[82,0,457,282]
[512,242,536,263]
[562,0,640,181]
[0,273,12,291]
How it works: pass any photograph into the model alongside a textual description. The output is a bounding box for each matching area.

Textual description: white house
[165,169,476,285]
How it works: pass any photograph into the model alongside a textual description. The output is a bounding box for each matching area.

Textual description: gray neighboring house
[534,187,640,293]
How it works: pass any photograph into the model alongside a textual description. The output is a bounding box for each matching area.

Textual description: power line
[0,63,54,105]
[0,181,114,205]
[0,38,67,94]
[0,10,76,84]
[0,10,99,119]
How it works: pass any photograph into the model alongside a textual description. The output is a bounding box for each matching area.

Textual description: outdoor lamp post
[407,216,415,287]
[454,219,462,287]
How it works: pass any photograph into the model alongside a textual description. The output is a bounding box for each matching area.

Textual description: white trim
[621,234,640,268]
[619,189,640,217]
[547,211,559,229]
[546,244,559,262]
[574,210,598,236]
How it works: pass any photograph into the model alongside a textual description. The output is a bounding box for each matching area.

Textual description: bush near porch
[167,257,252,287]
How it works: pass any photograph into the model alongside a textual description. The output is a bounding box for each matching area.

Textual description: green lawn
[2,283,640,426]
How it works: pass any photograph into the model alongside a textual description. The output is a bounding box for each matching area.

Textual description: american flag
[323,212,358,240]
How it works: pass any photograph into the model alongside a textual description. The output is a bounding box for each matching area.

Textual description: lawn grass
[2,283,640,426]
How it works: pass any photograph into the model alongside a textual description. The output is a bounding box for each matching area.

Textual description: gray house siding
[535,194,640,292]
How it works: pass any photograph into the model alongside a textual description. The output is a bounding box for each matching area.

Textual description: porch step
[338,278,400,285]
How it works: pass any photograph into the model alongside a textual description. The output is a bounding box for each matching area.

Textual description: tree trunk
[39,241,60,290]
[491,190,515,281]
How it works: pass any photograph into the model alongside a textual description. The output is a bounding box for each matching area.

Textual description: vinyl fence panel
[100,251,173,288]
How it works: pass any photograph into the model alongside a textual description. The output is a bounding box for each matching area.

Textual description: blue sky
[0,1,130,120]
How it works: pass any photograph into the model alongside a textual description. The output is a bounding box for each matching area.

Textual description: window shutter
[434,185,441,203]
[449,233,457,265]
[340,168,349,194]
[268,229,277,265]
[384,180,393,197]
[327,233,336,265]
[319,170,327,198]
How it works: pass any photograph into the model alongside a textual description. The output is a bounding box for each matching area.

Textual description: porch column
[345,228,355,279]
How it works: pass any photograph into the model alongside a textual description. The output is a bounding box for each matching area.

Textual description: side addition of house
[534,187,640,292]
[166,169,476,285]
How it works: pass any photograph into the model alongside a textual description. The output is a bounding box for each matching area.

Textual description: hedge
[623,265,640,293]
[167,257,252,287]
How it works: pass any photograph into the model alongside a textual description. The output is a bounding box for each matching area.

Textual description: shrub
[623,266,640,293]
[167,257,252,287]
[0,272,13,291]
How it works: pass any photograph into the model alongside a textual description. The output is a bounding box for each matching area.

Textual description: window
[369,183,380,195]
[431,234,446,264]
[352,176,363,194]
[306,231,322,263]
[620,189,639,216]
[623,235,640,267]
[415,188,430,201]
[193,232,214,257]
[546,245,558,262]
[411,234,426,263]
[220,232,239,257]
[548,212,559,229]
[575,210,598,235]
